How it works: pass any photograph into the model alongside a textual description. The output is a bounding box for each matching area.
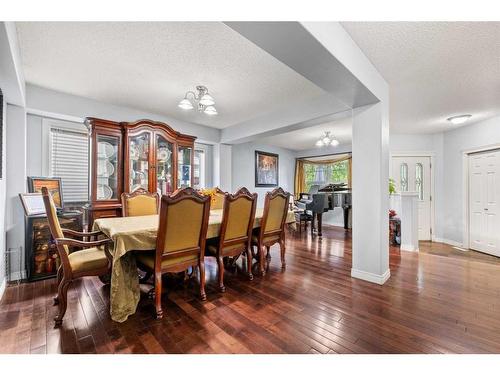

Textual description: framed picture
[27,177,64,209]
[255,151,279,187]
[19,193,46,216]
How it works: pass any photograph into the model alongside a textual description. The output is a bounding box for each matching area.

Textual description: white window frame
[42,118,89,202]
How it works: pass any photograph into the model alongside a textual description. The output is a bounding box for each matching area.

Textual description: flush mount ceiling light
[315,131,339,147]
[447,114,471,125]
[178,85,217,115]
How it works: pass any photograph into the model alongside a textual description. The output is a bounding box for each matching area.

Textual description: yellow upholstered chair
[210,187,226,210]
[205,187,257,292]
[136,187,210,319]
[41,187,112,327]
[252,187,290,275]
[121,188,159,217]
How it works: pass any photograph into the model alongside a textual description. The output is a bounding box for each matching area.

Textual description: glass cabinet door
[129,132,150,192]
[96,134,119,200]
[156,134,174,195]
[177,146,192,188]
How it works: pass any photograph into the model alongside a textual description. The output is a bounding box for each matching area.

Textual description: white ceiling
[342,22,500,134]
[16,22,325,129]
[259,116,352,151]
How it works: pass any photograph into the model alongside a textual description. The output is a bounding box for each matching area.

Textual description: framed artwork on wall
[19,193,46,216]
[27,176,64,209]
[255,150,279,187]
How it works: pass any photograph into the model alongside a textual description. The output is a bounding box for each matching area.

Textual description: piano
[296,183,352,236]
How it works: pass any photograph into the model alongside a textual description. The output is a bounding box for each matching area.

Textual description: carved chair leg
[154,272,163,319]
[280,240,286,269]
[54,278,70,326]
[246,247,253,280]
[199,261,207,300]
[259,245,266,276]
[217,255,226,292]
[53,266,63,305]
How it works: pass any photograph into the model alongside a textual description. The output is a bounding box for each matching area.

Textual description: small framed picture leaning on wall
[255,150,279,187]
[27,176,64,209]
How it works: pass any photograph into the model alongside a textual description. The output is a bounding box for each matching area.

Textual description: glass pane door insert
[178,146,192,188]
[96,134,119,200]
[156,134,173,195]
[129,133,150,191]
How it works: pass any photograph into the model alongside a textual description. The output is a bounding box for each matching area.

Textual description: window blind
[50,128,89,203]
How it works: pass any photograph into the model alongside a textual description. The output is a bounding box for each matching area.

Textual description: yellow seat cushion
[206,242,247,256]
[251,234,280,245]
[68,247,108,273]
[136,252,198,270]
[126,194,158,217]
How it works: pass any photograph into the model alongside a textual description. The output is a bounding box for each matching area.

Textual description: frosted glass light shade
[204,105,218,115]
[330,139,340,147]
[178,99,193,110]
[199,94,215,106]
[315,139,323,147]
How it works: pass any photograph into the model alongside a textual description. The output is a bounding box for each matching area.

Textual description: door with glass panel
[391,156,432,240]
[155,133,174,195]
[177,146,193,188]
[128,131,151,192]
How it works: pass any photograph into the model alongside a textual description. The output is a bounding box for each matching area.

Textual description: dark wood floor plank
[2,226,500,353]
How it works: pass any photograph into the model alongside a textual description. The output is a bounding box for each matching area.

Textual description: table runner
[93,209,295,322]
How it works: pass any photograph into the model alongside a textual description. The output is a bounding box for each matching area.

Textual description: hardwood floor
[1,225,500,354]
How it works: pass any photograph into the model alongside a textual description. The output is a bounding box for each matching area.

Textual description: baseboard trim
[0,277,6,303]
[433,237,464,248]
[401,244,419,251]
[351,268,391,285]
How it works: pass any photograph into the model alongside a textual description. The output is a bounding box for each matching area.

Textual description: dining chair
[252,187,291,275]
[135,187,211,319]
[210,187,226,209]
[205,187,257,292]
[121,188,159,217]
[41,187,112,327]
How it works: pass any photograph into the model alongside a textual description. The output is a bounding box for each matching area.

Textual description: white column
[351,102,390,284]
[212,143,232,192]
[5,104,27,280]
[400,192,419,251]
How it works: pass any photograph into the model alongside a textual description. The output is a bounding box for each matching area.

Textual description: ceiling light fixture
[315,131,339,147]
[447,114,471,125]
[178,85,217,115]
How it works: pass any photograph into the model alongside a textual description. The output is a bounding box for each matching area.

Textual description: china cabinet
[85,118,196,225]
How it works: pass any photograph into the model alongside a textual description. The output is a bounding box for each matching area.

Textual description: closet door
[469,150,500,256]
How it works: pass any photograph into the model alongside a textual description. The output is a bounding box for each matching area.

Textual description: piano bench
[295,211,313,234]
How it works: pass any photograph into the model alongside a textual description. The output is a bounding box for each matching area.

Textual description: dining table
[92,208,296,322]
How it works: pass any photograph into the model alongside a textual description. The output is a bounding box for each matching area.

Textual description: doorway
[468,149,500,256]
[391,155,432,241]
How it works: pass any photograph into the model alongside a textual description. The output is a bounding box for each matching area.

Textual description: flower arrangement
[389,178,397,195]
[389,209,397,218]
[199,188,217,204]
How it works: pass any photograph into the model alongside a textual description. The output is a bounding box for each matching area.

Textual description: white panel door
[391,156,432,240]
[469,150,500,256]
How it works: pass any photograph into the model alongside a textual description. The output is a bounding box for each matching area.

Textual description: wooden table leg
[317,213,323,237]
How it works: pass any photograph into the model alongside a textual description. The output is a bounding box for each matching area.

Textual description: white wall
[0,95,6,297]
[442,115,500,244]
[26,84,220,144]
[231,142,295,207]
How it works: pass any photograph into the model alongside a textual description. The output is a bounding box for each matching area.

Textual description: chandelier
[315,131,339,147]
[178,85,218,115]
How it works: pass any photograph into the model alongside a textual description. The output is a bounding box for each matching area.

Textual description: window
[193,148,206,189]
[303,159,349,192]
[415,163,423,200]
[50,128,89,203]
[400,163,408,192]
